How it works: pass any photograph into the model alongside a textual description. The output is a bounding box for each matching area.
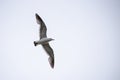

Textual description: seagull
[34,13,55,68]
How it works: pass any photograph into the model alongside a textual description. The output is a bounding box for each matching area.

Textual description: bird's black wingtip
[48,57,54,69]
[35,13,43,23]
[35,13,38,16]
[35,13,39,18]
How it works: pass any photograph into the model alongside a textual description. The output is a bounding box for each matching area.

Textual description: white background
[0,0,120,80]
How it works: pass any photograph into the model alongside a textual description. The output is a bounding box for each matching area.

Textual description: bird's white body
[34,38,53,45]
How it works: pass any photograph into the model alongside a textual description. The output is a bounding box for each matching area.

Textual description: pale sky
[0,0,120,80]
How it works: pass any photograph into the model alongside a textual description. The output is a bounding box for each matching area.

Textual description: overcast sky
[0,0,120,80]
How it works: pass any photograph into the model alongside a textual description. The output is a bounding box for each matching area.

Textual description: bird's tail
[48,56,54,68]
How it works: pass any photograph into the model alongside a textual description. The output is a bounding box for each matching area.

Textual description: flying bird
[34,13,55,68]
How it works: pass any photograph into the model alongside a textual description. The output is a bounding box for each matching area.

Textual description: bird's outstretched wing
[35,13,47,39]
[42,43,54,68]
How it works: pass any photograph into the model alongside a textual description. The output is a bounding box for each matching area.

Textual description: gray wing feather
[42,43,54,68]
[35,13,47,39]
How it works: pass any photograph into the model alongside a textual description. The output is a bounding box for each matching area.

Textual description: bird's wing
[35,13,47,39]
[42,43,54,68]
